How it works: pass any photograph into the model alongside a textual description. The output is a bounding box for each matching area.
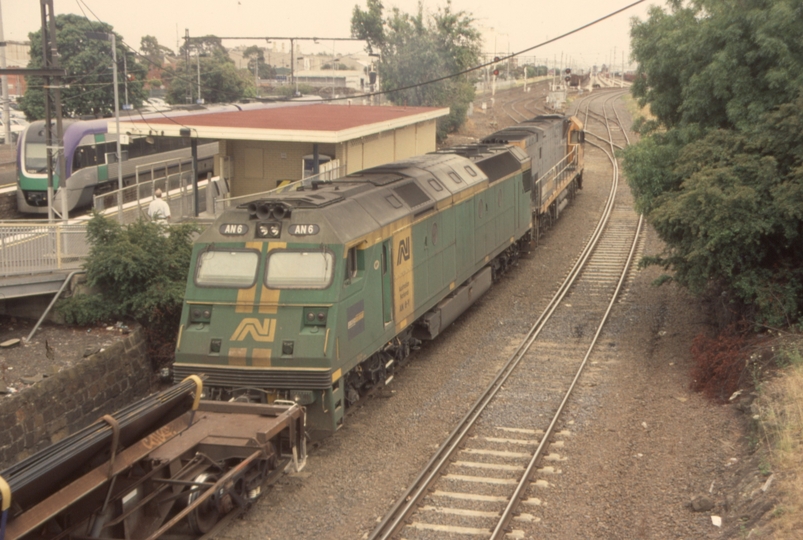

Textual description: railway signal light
[492,56,500,77]
[565,68,571,74]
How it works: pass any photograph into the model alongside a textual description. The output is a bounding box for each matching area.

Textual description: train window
[196,249,259,288]
[464,166,477,177]
[23,142,48,173]
[428,178,444,191]
[448,172,463,184]
[266,250,334,289]
[72,145,98,172]
[346,247,358,280]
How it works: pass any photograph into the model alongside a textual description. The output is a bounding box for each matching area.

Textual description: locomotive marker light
[256,222,282,238]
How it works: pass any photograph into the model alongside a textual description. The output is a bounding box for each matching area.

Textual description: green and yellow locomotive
[174,115,583,438]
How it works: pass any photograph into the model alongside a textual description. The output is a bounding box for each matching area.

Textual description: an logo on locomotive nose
[397,237,411,265]
[231,318,277,342]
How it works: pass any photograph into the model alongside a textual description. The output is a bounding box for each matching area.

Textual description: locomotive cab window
[196,249,259,288]
[345,246,365,283]
[266,250,334,289]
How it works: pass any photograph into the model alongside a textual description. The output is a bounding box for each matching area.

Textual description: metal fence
[0,221,89,278]
[92,155,227,224]
[0,156,339,280]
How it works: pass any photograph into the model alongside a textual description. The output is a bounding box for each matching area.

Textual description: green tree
[164,36,253,104]
[20,14,148,119]
[58,213,199,361]
[351,0,481,140]
[140,35,174,68]
[242,45,276,82]
[624,0,803,327]
[178,35,229,61]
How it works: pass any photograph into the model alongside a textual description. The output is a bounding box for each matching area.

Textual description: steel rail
[491,93,642,538]
[368,93,627,540]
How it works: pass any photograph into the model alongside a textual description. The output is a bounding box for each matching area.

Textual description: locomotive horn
[247,202,259,217]
[271,205,287,220]
[256,203,272,220]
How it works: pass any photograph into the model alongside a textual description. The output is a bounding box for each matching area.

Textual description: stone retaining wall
[0,327,156,468]
[0,190,22,220]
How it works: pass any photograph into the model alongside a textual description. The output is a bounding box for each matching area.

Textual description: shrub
[690,323,750,401]
[58,213,198,364]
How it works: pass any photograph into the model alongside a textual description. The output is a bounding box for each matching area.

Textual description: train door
[381,239,393,325]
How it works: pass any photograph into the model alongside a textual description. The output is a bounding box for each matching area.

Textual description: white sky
[2,0,662,71]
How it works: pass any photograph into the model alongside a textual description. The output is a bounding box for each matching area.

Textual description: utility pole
[87,30,123,221]
[0,0,10,147]
[184,29,191,103]
[41,0,67,222]
[123,53,129,109]
[196,49,201,103]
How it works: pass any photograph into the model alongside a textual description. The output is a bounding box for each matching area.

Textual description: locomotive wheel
[186,472,221,534]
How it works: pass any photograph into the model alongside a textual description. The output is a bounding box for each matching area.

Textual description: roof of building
[116,103,449,144]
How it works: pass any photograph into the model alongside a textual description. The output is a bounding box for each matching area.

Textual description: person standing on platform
[148,188,171,222]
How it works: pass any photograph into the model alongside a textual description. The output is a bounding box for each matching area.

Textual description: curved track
[368,91,642,540]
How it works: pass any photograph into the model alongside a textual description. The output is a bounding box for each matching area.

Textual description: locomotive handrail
[212,162,347,214]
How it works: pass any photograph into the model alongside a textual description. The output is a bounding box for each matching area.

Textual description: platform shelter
[117,102,449,197]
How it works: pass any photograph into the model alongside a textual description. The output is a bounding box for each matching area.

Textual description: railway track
[368,91,641,540]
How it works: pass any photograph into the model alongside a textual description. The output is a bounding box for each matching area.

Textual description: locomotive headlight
[256,222,282,238]
[190,304,213,323]
[303,307,328,327]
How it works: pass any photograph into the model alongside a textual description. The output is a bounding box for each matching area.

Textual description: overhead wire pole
[87,30,123,221]
[45,1,68,222]
[39,5,52,221]
[0,0,10,148]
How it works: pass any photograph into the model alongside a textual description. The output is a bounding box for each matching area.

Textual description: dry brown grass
[623,93,655,125]
[753,339,803,536]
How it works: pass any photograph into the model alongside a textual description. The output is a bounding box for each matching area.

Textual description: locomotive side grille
[476,152,524,183]
[393,182,432,208]
[173,364,334,389]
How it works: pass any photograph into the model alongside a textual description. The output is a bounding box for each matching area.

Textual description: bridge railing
[0,221,89,278]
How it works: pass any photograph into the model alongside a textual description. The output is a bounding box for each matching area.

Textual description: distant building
[294,70,367,92]
[2,41,31,97]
